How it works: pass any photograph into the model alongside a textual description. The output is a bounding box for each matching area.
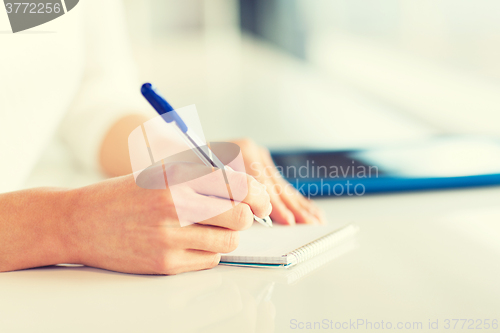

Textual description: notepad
[220,223,359,267]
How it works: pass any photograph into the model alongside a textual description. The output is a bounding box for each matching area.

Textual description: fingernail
[318,210,327,223]
[286,211,296,225]
[307,212,320,225]
[266,203,273,216]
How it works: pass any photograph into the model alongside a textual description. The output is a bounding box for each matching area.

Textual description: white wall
[300,0,500,136]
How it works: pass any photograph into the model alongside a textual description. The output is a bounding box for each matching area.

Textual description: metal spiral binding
[287,224,360,265]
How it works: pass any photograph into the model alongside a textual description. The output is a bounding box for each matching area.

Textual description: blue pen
[141,83,273,227]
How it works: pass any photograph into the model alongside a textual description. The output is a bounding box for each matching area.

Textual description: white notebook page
[221,223,355,265]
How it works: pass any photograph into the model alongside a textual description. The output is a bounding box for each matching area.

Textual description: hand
[65,163,271,275]
[229,139,326,225]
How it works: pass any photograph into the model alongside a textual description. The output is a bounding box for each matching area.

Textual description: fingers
[228,170,271,218]
[251,148,296,225]
[157,249,221,275]
[184,167,236,199]
[172,191,236,224]
[242,177,272,218]
[156,205,257,275]
[262,176,296,225]
[240,146,294,225]
[177,224,241,253]
[276,183,321,225]
[198,201,263,231]
[172,187,270,230]
[298,195,327,224]
[259,147,327,225]
[185,168,271,219]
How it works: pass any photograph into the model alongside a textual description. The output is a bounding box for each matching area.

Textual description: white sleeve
[58,0,152,172]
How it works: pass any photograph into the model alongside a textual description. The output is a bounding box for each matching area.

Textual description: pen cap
[141,83,174,113]
[141,83,188,133]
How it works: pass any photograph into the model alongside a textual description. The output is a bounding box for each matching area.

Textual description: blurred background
[23,0,500,189]
[121,0,500,149]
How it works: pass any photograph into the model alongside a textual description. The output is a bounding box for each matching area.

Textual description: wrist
[0,187,82,272]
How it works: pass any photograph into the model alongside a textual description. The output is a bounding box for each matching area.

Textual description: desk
[3,35,499,333]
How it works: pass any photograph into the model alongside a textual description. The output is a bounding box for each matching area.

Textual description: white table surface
[2,187,500,333]
[2,35,499,333]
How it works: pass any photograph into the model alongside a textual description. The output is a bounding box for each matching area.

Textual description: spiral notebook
[220,223,359,267]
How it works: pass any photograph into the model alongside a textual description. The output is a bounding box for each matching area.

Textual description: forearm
[0,188,76,272]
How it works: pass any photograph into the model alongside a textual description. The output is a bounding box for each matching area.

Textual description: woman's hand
[229,139,326,225]
[63,164,271,275]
